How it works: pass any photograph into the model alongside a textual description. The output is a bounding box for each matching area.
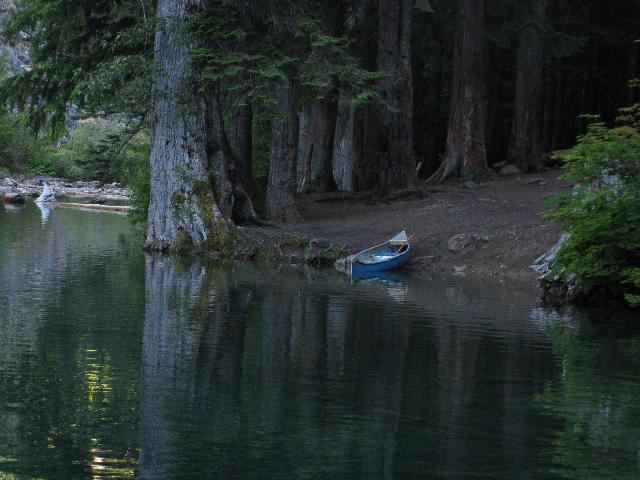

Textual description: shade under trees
[3,0,640,252]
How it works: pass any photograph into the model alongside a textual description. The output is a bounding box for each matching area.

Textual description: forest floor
[266,169,570,282]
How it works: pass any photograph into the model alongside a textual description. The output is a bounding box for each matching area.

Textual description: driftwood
[50,202,132,214]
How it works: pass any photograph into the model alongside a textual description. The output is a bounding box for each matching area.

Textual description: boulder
[447,233,473,253]
[498,164,522,177]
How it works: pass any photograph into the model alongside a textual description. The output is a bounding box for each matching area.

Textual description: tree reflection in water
[536,319,640,480]
[1,203,639,479]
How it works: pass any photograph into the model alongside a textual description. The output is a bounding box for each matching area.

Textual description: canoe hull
[350,245,411,275]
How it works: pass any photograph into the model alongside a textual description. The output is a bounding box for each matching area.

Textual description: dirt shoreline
[2,170,569,282]
[270,169,570,282]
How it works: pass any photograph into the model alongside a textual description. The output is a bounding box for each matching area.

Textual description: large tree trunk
[145,0,229,252]
[206,88,257,225]
[541,71,554,154]
[371,0,415,190]
[227,85,254,193]
[505,0,546,172]
[332,92,368,192]
[331,0,375,192]
[296,107,310,190]
[299,97,337,192]
[429,0,487,182]
[265,71,299,220]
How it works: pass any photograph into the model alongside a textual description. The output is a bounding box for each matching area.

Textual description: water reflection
[536,319,640,480]
[36,200,53,225]
[135,256,564,478]
[1,202,639,479]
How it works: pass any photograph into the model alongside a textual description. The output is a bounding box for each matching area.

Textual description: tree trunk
[331,0,375,192]
[299,97,337,192]
[372,0,415,190]
[429,0,487,182]
[505,0,546,172]
[265,71,299,220]
[227,85,254,194]
[145,0,229,252]
[332,92,364,192]
[297,107,310,191]
[541,70,554,154]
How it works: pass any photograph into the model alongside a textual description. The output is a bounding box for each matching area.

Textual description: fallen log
[50,201,132,214]
[2,192,26,204]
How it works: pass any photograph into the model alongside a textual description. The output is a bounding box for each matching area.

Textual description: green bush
[546,123,640,307]
[0,110,48,173]
[127,155,150,228]
[40,118,149,184]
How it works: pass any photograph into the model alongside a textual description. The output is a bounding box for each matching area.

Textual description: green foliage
[189,0,383,111]
[616,79,640,131]
[35,118,149,183]
[546,123,640,307]
[125,149,150,228]
[536,324,640,479]
[0,0,154,135]
[0,109,48,172]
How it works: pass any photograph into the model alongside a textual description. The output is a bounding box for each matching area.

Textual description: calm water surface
[1,201,639,479]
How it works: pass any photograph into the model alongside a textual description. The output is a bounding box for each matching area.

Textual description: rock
[447,233,473,253]
[532,234,582,306]
[524,177,546,186]
[498,164,522,177]
[531,234,568,277]
[463,181,478,190]
[3,192,25,204]
[309,238,330,250]
[334,254,356,273]
[415,255,440,263]
[473,234,490,243]
[452,265,467,276]
[307,240,347,267]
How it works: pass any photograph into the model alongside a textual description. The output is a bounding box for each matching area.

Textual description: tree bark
[145,0,229,252]
[541,71,554,154]
[429,0,487,182]
[505,0,546,172]
[227,85,254,194]
[372,0,415,190]
[296,107,310,191]
[332,92,365,192]
[331,0,374,192]
[299,97,337,192]
[265,70,299,220]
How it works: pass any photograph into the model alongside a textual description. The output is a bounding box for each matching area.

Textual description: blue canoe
[350,231,411,276]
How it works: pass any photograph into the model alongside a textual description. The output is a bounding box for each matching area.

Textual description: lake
[1,200,639,479]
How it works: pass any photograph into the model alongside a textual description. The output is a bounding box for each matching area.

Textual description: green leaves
[546,122,640,307]
[414,0,434,13]
[188,0,383,112]
[0,0,155,135]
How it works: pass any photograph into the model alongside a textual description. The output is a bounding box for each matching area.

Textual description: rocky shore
[0,173,131,201]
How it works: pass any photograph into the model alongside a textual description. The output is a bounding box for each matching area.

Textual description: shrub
[127,155,150,228]
[0,110,48,173]
[546,123,640,307]
[41,118,149,183]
